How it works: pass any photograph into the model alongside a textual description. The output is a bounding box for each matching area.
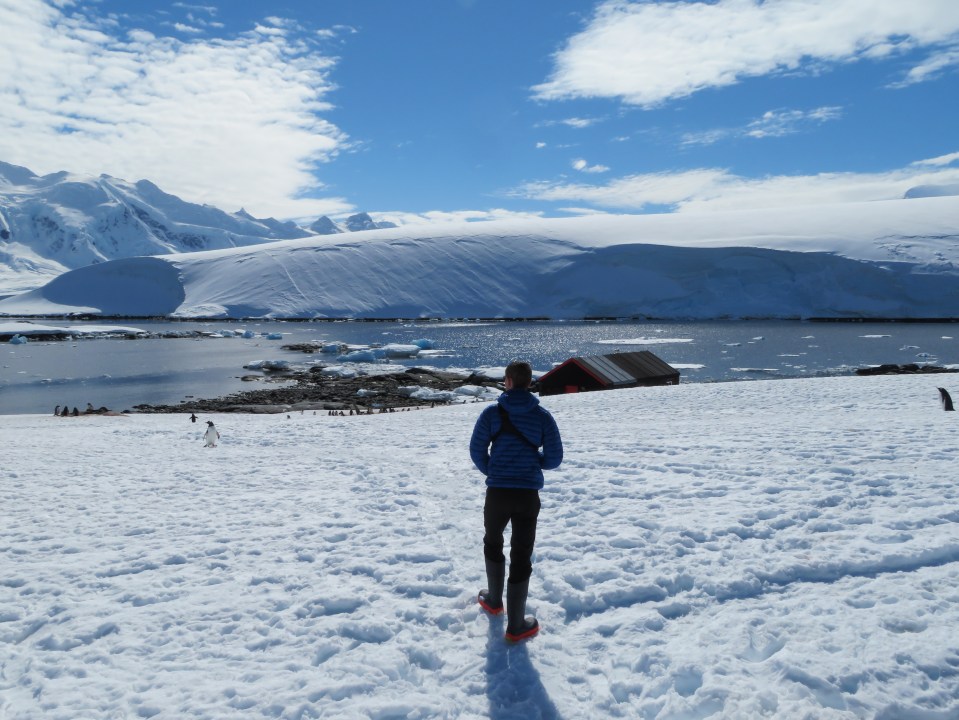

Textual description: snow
[1,195,958,319]
[3,374,959,718]
[0,321,145,338]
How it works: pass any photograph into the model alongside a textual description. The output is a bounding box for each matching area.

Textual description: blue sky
[1,0,958,223]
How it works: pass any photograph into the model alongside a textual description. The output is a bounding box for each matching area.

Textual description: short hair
[505,360,533,389]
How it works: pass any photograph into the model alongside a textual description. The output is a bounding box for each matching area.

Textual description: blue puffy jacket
[469,389,563,490]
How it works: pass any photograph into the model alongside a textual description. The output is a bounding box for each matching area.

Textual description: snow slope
[1,195,957,320]
[2,374,959,718]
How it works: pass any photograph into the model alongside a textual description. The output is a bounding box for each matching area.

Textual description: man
[469,360,563,642]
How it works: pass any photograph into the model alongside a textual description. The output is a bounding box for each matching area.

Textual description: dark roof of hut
[540,350,679,387]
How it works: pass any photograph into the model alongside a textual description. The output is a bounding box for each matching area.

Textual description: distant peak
[0,160,38,185]
[309,216,342,234]
[344,212,398,232]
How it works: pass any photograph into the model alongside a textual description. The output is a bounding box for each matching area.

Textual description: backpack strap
[491,405,540,450]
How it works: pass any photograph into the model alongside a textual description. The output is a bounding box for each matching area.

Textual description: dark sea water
[2,319,957,414]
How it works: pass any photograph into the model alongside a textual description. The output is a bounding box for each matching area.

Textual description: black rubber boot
[505,578,539,642]
[478,558,505,615]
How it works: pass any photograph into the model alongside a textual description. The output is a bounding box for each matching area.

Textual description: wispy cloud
[0,0,353,218]
[914,151,959,167]
[572,158,610,174]
[378,209,545,226]
[537,117,603,129]
[682,106,844,146]
[892,46,959,86]
[533,0,959,107]
[746,106,843,138]
[512,155,959,212]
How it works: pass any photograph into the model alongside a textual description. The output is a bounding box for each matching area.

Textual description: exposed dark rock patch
[855,363,959,376]
[132,366,501,414]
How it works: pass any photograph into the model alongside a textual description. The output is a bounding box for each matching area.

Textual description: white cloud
[533,0,959,107]
[572,158,610,174]
[682,106,843,146]
[913,151,959,167]
[0,0,353,219]
[559,117,598,129]
[746,106,843,139]
[172,22,202,34]
[537,117,602,129]
[893,46,959,86]
[513,158,959,212]
[680,129,733,148]
[377,209,545,226]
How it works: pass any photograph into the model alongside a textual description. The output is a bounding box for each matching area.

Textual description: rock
[132,364,498,414]
[855,363,959,376]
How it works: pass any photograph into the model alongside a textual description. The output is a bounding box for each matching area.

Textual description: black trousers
[483,487,541,583]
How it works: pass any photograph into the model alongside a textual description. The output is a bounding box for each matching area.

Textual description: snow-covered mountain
[0,162,391,295]
[1,194,956,320]
[308,212,397,235]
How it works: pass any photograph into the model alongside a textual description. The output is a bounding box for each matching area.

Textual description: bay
[1,319,957,415]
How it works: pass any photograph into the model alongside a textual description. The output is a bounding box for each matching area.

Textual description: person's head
[504,360,533,390]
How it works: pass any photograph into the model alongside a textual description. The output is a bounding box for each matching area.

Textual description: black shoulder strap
[491,405,540,449]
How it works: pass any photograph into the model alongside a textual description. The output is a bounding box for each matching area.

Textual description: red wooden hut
[536,351,679,396]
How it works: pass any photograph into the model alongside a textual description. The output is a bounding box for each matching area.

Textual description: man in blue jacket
[470,360,563,642]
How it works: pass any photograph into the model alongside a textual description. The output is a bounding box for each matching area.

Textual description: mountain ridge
[0,161,392,295]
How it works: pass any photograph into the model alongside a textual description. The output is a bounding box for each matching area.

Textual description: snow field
[2,375,959,719]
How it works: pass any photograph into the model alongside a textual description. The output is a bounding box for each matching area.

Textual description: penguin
[203,420,220,447]
[938,387,955,411]
[190,413,197,423]
[54,405,60,416]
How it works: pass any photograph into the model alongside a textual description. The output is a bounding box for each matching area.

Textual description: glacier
[0,194,956,320]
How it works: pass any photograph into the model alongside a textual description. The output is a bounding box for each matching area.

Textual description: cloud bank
[514,155,959,212]
[533,0,959,106]
[0,0,352,219]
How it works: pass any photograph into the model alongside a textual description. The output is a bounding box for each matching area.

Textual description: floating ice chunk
[380,344,421,358]
[454,385,489,397]
[242,330,256,339]
[318,365,358,378]
[597,337,693,345]
[321,342,346,354]
[338,349,378,363]
[8,334,27,344]
[472,366,506,381]
[244,360,292,371]
[399,387,460,403]
[411,339,436,349]
[265,333,283,340]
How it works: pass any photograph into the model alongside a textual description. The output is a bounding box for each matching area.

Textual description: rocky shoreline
[132,365,502,414]
[129,357,959,415]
